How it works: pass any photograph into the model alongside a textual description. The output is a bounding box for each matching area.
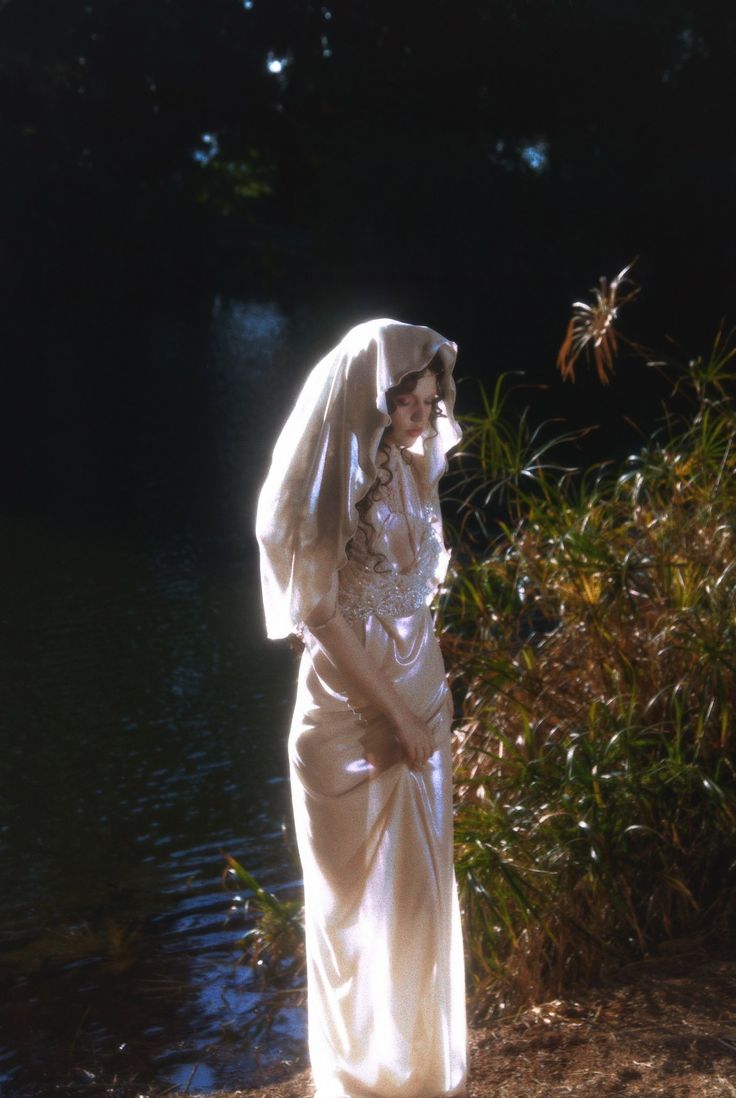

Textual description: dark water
[0,297,313,1094]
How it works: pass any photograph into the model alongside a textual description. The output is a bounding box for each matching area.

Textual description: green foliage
[441,332,736,1011]
[222,852,305,984]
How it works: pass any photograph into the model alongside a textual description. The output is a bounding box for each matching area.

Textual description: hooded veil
[256,318,462,639]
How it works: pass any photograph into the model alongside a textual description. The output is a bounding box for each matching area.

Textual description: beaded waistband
[337,520,442,623]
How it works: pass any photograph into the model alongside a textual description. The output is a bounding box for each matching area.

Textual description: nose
[411,406,424,422]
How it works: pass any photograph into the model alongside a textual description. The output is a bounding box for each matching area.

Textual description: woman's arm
[306,592,435,769]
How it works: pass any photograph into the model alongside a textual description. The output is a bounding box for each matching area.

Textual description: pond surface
[1,296,315,1095]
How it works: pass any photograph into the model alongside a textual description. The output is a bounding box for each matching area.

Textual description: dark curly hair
[350,353,446,571]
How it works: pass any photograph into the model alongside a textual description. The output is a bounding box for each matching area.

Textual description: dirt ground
[199,944,736,1098]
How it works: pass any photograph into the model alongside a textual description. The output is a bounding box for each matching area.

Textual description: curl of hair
[350,354,446,572]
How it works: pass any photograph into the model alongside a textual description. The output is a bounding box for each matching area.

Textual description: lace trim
[337,507,442,623]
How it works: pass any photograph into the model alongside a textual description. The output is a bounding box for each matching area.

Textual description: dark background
[3,0,736,541]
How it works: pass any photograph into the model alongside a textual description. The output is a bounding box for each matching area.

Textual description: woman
[256,319,467,1098]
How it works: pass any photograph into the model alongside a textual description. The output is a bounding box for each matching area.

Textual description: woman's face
[385,373,438,448]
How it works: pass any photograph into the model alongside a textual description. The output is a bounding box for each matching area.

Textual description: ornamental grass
[440,329,736,1013]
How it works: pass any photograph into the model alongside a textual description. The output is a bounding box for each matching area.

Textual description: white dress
[289,445,467,1098]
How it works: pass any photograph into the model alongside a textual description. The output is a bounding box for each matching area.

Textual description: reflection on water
[0,295,312,1094]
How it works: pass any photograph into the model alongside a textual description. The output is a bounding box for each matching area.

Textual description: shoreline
[174,945,736,1098]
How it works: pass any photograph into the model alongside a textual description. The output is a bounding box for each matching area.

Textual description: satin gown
[289,445,467,1098]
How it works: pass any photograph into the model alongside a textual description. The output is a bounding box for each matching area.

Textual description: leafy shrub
[441,332,736,1012]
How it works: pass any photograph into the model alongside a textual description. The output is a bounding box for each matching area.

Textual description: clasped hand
[305,606,435,771]
[394,710,435,769]
[361,708,435,770]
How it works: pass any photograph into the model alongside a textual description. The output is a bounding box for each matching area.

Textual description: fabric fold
[258,319,467,1098]
[255,319,461,639]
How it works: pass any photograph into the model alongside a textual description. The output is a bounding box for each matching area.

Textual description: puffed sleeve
[255,345,388,639]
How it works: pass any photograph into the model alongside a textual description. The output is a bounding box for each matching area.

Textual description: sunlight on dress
[290,446,467,1098]
[256,319,467,1098]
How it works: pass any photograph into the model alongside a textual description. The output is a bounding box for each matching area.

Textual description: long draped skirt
[289,607,467,1098]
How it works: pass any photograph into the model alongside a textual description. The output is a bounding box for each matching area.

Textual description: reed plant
[222,852,305,984]
[440,329,736,1012]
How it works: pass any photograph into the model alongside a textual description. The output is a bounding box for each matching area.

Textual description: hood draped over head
[255,318,462,639]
